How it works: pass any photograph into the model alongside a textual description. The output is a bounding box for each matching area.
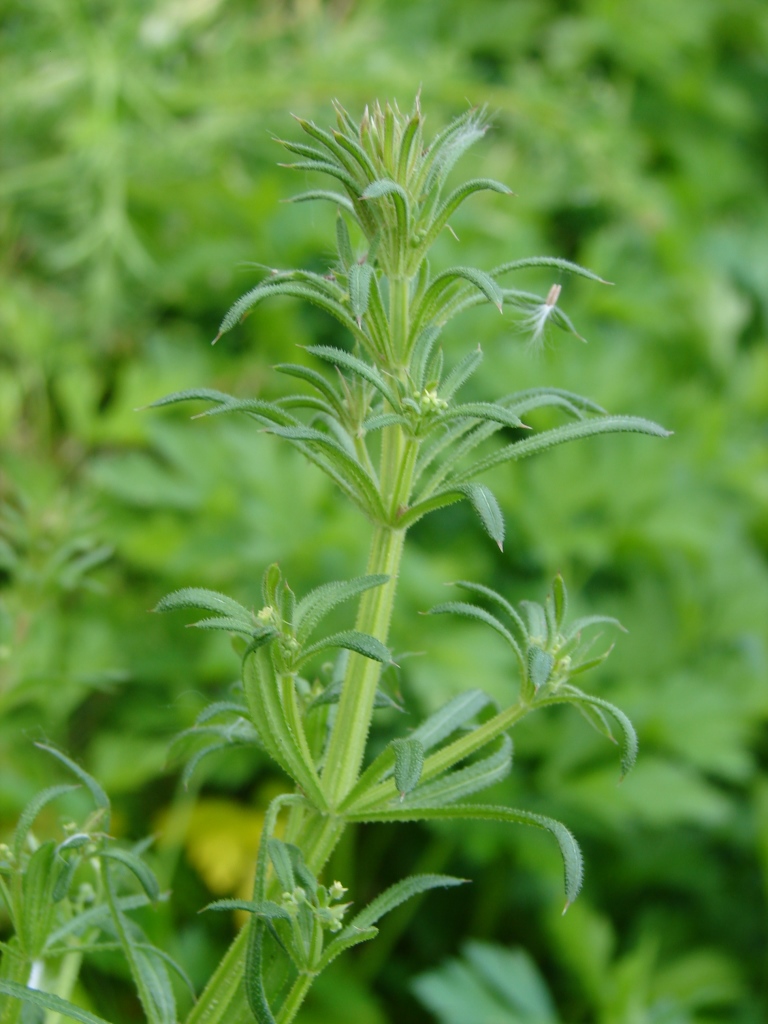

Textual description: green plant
[0,98,668,1024]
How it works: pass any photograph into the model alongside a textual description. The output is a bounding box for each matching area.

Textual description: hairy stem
[321,521,406,805]
[276,972,315,1024]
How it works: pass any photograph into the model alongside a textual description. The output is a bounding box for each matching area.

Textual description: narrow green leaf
[430,266,504,313]
[51,856,79,903]
[411,690,495,751]
[552,575,568,629]
[492,255,611,284]
[278,158,363,196]
[103,861,176,1024]
[397,111,423,181]
[442,402,525,430]
[305,344,399,408]
[180,743,229,789]
[34,745,110,831]
[144,387,235,410]
[362,268,390,357]
[132,948,177,1024]
[563,613,626,640]
[45,893,154,948]
[294,575,388,644]
[299,630,391,666]
[360,178,411,237]
[195,701,249,724]
[186,615,267,639]
[569,649,614,676]
[191,397,296,427]
[20,841,57,954]
[153,587,252,622]
[0,982,112,1024]
[274,137,327,161]
[338,690,494,814]
[520,601,548,644]
[135,945,197,1000]
[504,386,607,418]
[349,805,583,908]
[286,190,355,214]
[421,179,513,253]
[400,735,512,809]
[330,126,379,181]
[416,107,487,194]
[294,117,370,182]
[448,415,672,485]
[421,108,488,191]
[393,738,425,796]
[217,281,361,343]
[428,602,522,664]
[409,324,443,388]
[453,581,528,639]
[348,875,466,932]
[203,899,291,920]
[364,176,411,203]
[348,262,374,324]
[274,363,345,415]
[267,839,295,893]
[262,424,385,519]
[314,926,379,973]
[99,848,160,903]
[11,784,78,861]
[545,691,638,778]
[528,647,554,691]
[458,484,505,550]
[396,490,467,531]
[363,413,410,432]
[336,214,354,269]
[438,346,483,400]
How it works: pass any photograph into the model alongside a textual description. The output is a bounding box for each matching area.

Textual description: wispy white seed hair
[520,283,562,350]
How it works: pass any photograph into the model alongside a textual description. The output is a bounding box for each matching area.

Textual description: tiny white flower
[329,880,348,900]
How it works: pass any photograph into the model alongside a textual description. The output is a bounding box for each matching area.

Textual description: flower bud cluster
[279,879,351,933]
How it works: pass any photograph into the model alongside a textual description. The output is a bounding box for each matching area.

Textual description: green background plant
[2,1,767,1021]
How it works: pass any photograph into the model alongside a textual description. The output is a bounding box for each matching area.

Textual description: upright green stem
[321,521,406,805]
[321,274,415,806]
[275,973,315,1024]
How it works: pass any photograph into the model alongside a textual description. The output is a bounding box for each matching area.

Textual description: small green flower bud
[292,885,307,904]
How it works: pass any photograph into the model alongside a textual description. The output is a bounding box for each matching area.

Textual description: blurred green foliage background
[2,0,767,1020]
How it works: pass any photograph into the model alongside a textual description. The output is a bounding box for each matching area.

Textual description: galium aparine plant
[0,97,669,1024]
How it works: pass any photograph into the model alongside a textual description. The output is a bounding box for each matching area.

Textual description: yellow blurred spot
[156,784,288,925]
